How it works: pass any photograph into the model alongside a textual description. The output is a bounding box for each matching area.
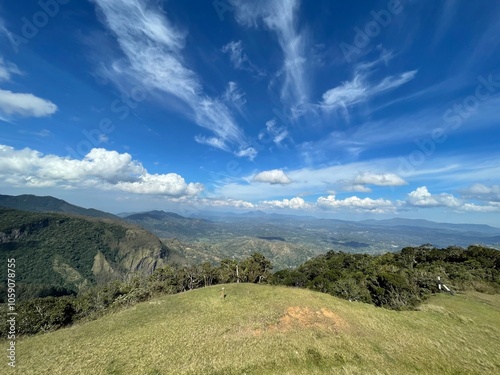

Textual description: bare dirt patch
[276,306,348,331]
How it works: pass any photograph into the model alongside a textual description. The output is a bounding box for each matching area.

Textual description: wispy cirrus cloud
[234,147,258,161]
[222,40,264,76]
[222,40,246,69]
[0,56,21,82]
[223,81,246,110]
[258,119,290,146]
[319,68,417,113]
[91,0,253,157]
[230,0,309,109]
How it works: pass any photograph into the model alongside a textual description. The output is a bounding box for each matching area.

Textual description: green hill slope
[10,284,500,374]
[0,208,170,300]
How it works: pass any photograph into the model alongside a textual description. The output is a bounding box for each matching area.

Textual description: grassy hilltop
[9,284,500,375]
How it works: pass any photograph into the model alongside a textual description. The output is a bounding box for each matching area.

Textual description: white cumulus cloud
[199,198,255,209]
[252,169,292,185]
[0,89,57,118]
[115,173,203,196]
[261,196,309,209]
[343,184,372,193]
[317,194,394,213]
[0,145,203,197]
[406,186,461,207]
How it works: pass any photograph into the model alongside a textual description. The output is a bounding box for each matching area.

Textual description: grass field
[5,284,500,374]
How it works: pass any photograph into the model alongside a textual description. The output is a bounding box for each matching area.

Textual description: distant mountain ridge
[125,210,186,221]
[360,218,500,234]
[123,210,215,240]
[0,194,117,219]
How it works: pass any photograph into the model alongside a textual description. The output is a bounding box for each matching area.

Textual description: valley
[122,209,500,269]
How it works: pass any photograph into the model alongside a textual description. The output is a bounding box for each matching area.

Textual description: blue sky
[0,0,499,225]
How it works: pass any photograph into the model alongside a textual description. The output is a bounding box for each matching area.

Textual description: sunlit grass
[8,284,500,374]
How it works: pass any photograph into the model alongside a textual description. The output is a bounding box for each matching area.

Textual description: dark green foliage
[0,296,76,336]
[239,252,273,283]
[271,245,500,310]
[0,208,168,302]
[218,258,239,284]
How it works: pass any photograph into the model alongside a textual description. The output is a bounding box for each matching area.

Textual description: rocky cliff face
[117,229,167,274]
[0,208,170,299]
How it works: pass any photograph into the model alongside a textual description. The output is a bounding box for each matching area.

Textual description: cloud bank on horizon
[0,0,499,225]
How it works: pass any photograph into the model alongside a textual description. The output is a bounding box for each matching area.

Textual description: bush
[15,296,76,335]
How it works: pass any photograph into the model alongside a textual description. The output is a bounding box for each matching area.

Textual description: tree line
[271,244,500,309]
[1,245,498,337]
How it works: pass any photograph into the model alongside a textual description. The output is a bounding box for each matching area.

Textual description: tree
[200,262,218,287]
[218,258,239,283]
[148,265,181,294]
[240,252,273,283]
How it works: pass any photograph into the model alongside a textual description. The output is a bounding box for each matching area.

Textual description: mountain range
[1,193,499,295]
[121,208,500,268]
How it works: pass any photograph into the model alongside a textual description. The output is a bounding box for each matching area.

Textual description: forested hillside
[0,208,170,301]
